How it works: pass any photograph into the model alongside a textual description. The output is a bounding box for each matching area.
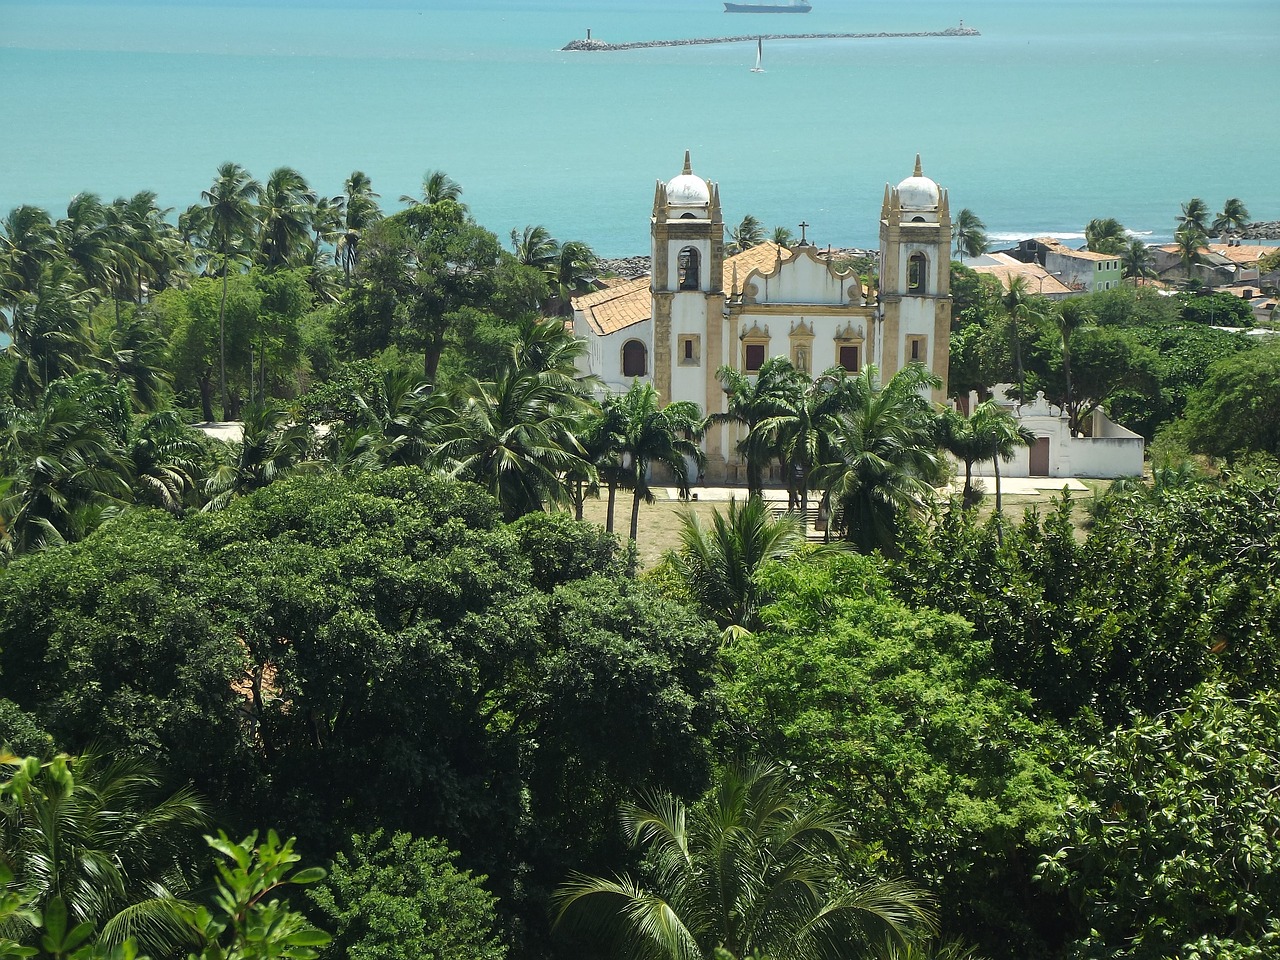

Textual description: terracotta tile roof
[724,241,791,295]
[1208,244,1277,266]
[1032,237,1118,263]
[573,277,651,336]
[571,243,800,335]
[971,262,1074,296]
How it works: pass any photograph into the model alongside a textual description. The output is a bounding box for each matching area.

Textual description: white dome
[667,173,710,206]
[666,151,711,207]
[896,154,940,210]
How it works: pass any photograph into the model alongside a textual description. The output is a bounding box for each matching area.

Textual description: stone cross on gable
[798,221,810,245]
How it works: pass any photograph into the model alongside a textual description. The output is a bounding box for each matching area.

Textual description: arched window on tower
[622,339,648,378]
[907,252,928,293]
[678,247,701,290]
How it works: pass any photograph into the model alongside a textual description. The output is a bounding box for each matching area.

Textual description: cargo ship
[724,0,811,12]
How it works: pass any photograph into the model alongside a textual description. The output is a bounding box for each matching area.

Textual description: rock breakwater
[1234,222,1280,241]
[563,25,978,52]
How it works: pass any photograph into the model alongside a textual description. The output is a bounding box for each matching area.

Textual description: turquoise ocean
[1,0,1277,255]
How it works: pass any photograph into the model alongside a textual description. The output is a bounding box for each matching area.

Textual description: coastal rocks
[562,26,979,52]
[1234,221,1280,241]
[598,255,651,279]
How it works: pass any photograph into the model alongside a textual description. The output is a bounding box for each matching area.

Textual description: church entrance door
[1029,437,1050,476]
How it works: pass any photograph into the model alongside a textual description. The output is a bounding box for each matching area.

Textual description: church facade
[572,152,953,483]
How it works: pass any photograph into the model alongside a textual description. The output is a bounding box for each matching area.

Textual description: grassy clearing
[576,478,1117,569]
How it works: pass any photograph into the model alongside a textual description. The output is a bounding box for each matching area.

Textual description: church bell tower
[878,154,952,402]
[650,151,728,471]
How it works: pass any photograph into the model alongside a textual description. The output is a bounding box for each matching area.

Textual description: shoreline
[562,25,979,52]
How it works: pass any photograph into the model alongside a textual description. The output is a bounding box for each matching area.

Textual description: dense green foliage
[1039,684,1280,959]
[1182,340,1280,457]
[0,470,719,957]
[555,762,937,960]
[308,831,504,960]
[720,554,1068,956]
[5,169,1280,960]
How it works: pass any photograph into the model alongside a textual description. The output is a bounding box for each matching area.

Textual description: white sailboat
[751,36,764,72]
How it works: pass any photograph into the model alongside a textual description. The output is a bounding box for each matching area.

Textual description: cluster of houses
[968,237,1278,327]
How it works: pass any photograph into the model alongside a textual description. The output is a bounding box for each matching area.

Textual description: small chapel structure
[572,152,953,484]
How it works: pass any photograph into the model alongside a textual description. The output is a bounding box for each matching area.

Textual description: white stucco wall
[969,399,1144,479]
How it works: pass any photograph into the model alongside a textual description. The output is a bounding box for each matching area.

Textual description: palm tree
[435,366,591,520]
[754,368,848,516]
[728,215,766,253]
[668,496,813,632]
[510,224,559,272]
[0,383,132,554]
[711,358,800,498]
[202,402,315,510]
[346,369,453,470]
[509,313,597,393]
[200,163,262,420]
[1084,217,1127,255]
[1177,197,1210,236]
[126,411,203,514]
[813,364,942,554]
[0,752,207,953]
[610,381,703,542]
[953,208,988,262]
[337,171,382,283]
[771,225,794,248]
[0,205,58,310]
[107,192,186,302]
[968,400,1034,519]
[1047,297,1093,434]
[1212,197,1250,237]
[999,274,1047,398]
[57,193,123,303]
[935,407,986,509]
[400,169,463,208]
[257,167,316,270]
[550,240,598,315]
[92,312,172,412]
[4,261,92,401]
[554,760,935,960]
[1174,225,1207,282]
[1121,239,1154,284]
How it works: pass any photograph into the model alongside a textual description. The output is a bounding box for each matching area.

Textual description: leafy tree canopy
[1038,683,1280,960]
[308,830,504,960]
[719,552,1069,958]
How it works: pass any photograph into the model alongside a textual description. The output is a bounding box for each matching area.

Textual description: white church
[572,152,954,484]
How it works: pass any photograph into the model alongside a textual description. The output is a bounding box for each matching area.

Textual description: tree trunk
[1062,340,1075,435]
[219,252,230,421]
[994,457,1003,515]
[198,376,215,423]
[574,479,584,522]
[963,459,974,507]
[605,480,617,533]
[629,484,642,543]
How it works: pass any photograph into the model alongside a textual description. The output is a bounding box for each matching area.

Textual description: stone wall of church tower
[651,153,727,473]
[878,156,952,403]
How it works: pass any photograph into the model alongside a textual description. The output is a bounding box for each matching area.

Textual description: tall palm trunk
[605,479,617,533]
[994,456,1003,514]
[630,482,643,542]
[219,250,230,421]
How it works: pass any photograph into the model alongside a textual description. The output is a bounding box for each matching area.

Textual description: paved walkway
[663,477,1089,502]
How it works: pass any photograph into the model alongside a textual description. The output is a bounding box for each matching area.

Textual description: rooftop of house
[1032,238,1117,263]
[1207,243,1278,266]
[970,256,1075,296]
